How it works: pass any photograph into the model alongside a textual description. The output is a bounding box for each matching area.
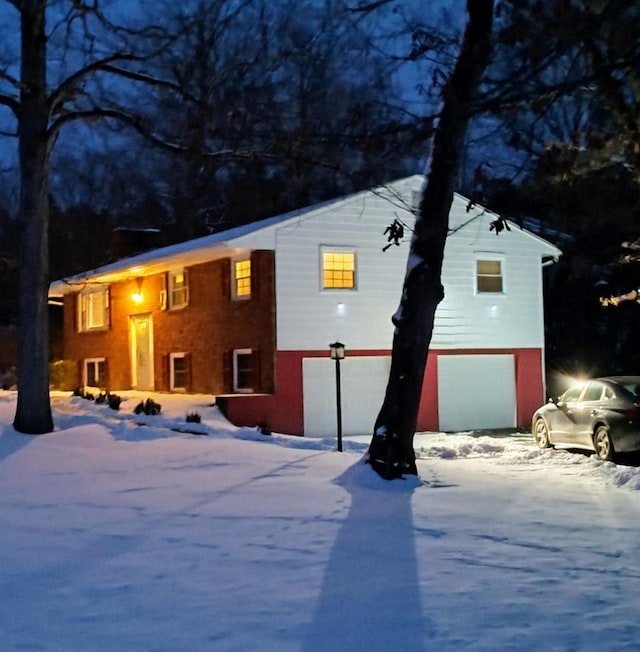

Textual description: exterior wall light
[131,277,144,304]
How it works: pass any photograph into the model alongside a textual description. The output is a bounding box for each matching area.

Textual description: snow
[2,391,640,651]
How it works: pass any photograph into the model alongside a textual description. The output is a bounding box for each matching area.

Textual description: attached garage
[303,352,518,436]
[303,356,391,436]
[437,354,516,431]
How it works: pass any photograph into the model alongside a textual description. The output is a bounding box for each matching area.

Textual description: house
[48,175,561,435]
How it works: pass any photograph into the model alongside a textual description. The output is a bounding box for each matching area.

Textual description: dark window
[85,358,106,387]
[233,349,254,392]
[171,354,189,390]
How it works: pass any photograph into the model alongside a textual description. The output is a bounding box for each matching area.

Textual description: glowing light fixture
[131,277,144,304]
[329,341,346,361]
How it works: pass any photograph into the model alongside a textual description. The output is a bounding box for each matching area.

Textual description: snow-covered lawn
[1,390,640,651]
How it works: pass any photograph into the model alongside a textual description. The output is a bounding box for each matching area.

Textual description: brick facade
[61,250,276,394]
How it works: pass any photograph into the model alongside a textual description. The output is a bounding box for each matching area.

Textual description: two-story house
[48,175,561,435]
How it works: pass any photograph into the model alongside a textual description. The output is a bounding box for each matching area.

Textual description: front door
[130,314,154,390]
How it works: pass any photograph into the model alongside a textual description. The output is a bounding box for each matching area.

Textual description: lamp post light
[329,341,345,452]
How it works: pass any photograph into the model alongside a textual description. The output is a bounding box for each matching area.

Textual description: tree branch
[344,0,395,12]
[49,54,192,117]
[0,92,19,118]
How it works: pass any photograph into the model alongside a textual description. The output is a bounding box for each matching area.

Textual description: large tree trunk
[13,2,54,434]
[368,0,494,479]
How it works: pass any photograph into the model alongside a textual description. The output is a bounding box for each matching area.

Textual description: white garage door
[437,354,516,432]
[303,356,391,437]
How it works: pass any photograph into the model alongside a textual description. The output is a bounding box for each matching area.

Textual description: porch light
[131,277,144,304]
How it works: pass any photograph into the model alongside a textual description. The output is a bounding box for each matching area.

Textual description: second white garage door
[437,354,516,432]
[303,356,391,437]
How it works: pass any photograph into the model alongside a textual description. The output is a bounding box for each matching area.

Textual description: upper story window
[232,257,252,299]
[476,259,504,293]
[322,250,356,290]
[168,269,189,309]
[78,286,110,331]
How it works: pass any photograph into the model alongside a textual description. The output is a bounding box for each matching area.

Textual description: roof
[49,175,562,297]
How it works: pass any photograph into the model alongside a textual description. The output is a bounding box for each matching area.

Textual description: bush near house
[0,367,17,390]
[134,398,162,415]
[49,359,78,391]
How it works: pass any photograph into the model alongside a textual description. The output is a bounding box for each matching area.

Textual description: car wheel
[594,426,615,461]
[533,418,551,449]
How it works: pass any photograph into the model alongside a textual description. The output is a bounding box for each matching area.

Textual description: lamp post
[329,341,345,452]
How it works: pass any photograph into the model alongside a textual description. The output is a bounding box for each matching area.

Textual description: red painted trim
[219,347,545,435]
[417,354,439,432]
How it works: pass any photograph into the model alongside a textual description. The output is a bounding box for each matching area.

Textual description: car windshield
[561,385,584,402]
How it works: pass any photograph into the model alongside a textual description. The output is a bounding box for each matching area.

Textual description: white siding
[435,232,546,349]
[275,183,417,351]
[273,180,557,353]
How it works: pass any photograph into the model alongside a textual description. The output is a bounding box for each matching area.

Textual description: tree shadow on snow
[301,460,434,652]
[0,425,35,464]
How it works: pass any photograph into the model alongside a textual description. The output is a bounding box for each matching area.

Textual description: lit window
[168,270,189,309]
[233,349,254,392]
[84,358,106,387]
[476,259,503,293]
[233,258,252,299]
[170,352,189,391]
[322,251,355,289]
[78,287,110,331]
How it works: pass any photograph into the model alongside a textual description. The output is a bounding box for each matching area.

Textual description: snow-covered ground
[2,390,640,651]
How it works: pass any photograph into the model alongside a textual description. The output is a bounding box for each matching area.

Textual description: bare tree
[0,1,180,433]
[367,0,495,479]
[151,0,417,234]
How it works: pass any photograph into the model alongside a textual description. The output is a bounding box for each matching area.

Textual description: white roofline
[49,175,561,296]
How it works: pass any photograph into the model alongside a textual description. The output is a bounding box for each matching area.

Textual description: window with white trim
[84,358,106,388]
[321,249,356,290]
[168,269,189,309]
[170,352,188,391]
[476,258,504,293]
[233,349,254,393]
[232,257,252,299]
[78,287,110,331]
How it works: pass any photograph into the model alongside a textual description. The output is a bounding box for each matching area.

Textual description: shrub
[50,360,78,391]
[134,398,161,415]
[107,394,122,410]
[186,412,201,423]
